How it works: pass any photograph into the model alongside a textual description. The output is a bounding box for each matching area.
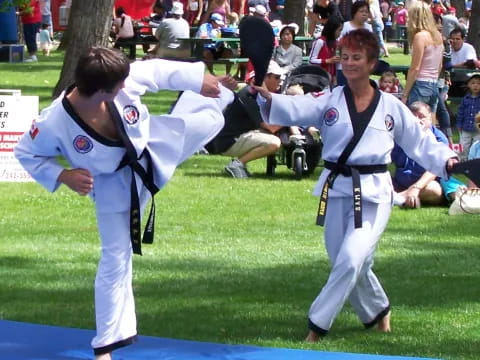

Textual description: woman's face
[280,29,293,45]
[353,6,370,23]
[341,47,376,81]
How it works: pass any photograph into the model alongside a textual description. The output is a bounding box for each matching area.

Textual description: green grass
[1,50,478,360]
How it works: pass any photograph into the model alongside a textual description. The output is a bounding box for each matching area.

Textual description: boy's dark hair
[75,47,130,97]
[449,27,465,38]
[467,74,480,85]
[41,23,50,29]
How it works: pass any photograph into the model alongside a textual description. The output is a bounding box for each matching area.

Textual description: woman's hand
[401,96,408,104]
[58,169,93,196]
[326,56,340,64]
[447,157,459,172]
[200,73,220,98]
[252,83,272,101]
[217,75,237,91]
[400,186,421,208]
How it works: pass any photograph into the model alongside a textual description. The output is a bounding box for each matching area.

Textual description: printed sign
[0,91,38,182]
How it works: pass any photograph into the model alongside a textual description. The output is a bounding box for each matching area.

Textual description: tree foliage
[0,0,30,12]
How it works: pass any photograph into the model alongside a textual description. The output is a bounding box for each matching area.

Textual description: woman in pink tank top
[402,2,443,123]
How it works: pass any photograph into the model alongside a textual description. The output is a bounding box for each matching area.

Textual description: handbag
[448,187,480,215]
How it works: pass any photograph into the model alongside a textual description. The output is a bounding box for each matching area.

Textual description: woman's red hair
[338,29,379,62]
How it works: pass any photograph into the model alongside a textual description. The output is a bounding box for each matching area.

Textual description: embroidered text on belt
[117,149,159,255]
[316,161,387,228]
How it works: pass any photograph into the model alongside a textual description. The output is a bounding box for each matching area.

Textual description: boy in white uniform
[15,47,235,359]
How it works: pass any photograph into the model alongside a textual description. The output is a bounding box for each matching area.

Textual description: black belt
[316,161,388,229]
[116,149,159,255]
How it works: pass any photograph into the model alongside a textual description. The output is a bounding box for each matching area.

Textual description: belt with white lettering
[117,149,159,255]
[316,161,388,228]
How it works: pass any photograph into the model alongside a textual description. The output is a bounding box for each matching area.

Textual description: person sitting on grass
[205,61,285,178]
[392,101,465,208]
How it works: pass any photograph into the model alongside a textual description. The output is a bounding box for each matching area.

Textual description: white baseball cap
[210,13,225,25]
[254,5,267,16]
[170,2,184,15]
[267,60,284,76]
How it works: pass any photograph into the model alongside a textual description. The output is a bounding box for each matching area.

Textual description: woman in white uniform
[14,47,235,359]
[255,29,458,340]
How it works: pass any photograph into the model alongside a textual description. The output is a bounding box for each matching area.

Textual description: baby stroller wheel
[266,154,276,176]
[293,153,304,180]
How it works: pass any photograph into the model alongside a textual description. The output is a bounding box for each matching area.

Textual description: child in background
[379,70,400,94]
[466,112,480,188]
[456,73,480,160]
[39,23,53,56]
[285,84,321,142]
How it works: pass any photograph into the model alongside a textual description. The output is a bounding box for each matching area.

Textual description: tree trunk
[467,0,479,55]
[283,0,307,35]
[53,0,115,98]
[450,0,465,19]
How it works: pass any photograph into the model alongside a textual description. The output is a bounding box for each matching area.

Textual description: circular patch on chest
[385,114,394,131]
[73,135,93,153]
[324,107,339,126]
[123,105,140,125]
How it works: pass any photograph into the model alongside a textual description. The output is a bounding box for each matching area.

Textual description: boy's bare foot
[95,353,112,360]
[377,311,391,332]
[305,330,322,342]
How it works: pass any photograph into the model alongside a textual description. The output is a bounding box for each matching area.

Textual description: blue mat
[0,320,440,360]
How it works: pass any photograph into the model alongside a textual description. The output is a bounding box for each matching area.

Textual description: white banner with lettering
[0,90,38,182]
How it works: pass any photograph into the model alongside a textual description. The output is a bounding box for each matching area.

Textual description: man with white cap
[196,12,234,74]
[248,0,271,17]
[206,60,285,178]
[152,2,190,58]
[253,4,268,18]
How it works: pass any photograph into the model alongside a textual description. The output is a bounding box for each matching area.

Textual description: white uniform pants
[92,210,137,353]
[308,198,391,332]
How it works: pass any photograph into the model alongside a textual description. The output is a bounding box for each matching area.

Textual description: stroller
[266,65,330,179]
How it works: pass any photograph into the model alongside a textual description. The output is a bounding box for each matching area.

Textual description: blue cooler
[0,3,17,43]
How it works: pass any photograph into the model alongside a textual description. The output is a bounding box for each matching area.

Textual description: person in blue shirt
[196,12,234,75]
[392,101,465,208]
[456,73,480,160]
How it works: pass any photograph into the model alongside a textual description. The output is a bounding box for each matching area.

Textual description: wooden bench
[114,38,159,59]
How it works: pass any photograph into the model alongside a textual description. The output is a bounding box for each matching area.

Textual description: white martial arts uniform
[15,59,234,354]
[260,83,456,334]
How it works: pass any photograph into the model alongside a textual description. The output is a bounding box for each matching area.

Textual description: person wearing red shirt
[20,0,42,62]
[431,0,446,17]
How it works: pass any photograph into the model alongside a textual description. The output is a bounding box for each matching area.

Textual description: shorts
[407,80,439,113]
[221,129,280,157]
[39,42,51,51]
[440,176,465,200]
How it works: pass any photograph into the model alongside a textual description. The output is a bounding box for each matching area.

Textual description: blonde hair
[407,2,442,45]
